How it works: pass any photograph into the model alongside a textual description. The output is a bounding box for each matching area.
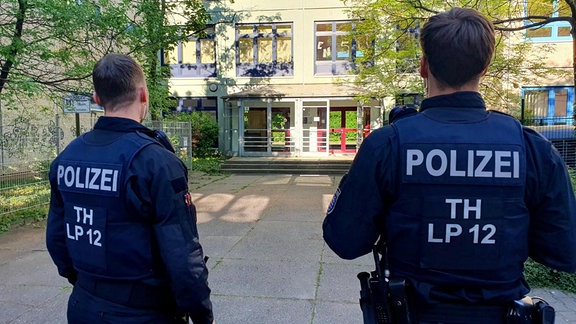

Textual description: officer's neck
[426,75,481,98]
[104,102,143,123]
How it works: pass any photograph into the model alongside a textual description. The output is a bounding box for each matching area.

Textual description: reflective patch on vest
[65,203,106,272]
[402,143,524,186]
[327,188,341,214]
[420,195,505,270]
[184,192,192,206]
[56,161,122,197]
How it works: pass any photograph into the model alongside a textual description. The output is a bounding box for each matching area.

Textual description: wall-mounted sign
[63,94,91,113]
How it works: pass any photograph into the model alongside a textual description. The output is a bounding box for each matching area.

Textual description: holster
[507,297,555,324]
[357,242,412,324]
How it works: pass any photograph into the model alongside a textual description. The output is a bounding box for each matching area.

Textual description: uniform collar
[94,116,151,133]
[420,92,486,112]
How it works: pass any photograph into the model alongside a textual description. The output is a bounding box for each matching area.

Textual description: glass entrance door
[302,101,329,154]
[243,106,268,153]
[241,101,296,156]
[271,105,295,153]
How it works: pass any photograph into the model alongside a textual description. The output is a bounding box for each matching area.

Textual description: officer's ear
[93,92,103,107]
[139,87,148,104]
[420,56,429,79]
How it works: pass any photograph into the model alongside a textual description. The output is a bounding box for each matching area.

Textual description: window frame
[524,0,572,42]
[314,21,367,76]
[235,22,294,77]
[522,86,574,125]
[162,26,217,78]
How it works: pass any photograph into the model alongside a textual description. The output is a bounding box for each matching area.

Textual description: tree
[124,0,210,119]
[342,0,574,115]
[0,0,211,119]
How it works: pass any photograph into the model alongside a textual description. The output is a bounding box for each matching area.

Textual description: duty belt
[76,275,175,310]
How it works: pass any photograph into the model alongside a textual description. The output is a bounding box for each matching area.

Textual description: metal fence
[0,115,192,220]
[524,117,576,167]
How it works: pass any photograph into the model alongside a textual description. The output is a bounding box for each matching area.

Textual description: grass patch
[0,205,49,234]
[0,181,50,234]
[191,157,222,175]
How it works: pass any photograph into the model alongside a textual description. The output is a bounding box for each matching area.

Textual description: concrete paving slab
[316,262,369,304]
[226,220,324,262]
[313,301,362,324]
[212,295,313,324]
[200,235,243,262]
[209,258,319,300]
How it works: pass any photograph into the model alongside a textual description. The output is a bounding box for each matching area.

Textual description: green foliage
[0,180,49,233]
[0,0,213,117]
[191,157,222,175]
[525,259,576,294]
[0,206,48,234]
[127,0,211,119]
[165,111,219,158]
[342,0,572,110]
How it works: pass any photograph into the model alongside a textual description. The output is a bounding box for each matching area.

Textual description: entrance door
[240,101,296,156]
[243,107,268,153]
[301,100,329,155]
[329,107,357,153]
[271,106,295,153]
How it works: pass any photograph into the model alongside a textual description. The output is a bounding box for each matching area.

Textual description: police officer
[46,53,214,323]
[323,7,576,324]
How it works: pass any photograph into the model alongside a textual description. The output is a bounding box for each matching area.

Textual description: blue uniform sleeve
[46,158,78,284]
[323,127,397,259]
[130,146,213,323]
[524,128,576,273]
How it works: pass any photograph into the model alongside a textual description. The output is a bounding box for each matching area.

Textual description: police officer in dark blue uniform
[323,8,576,324]
[46,53,213,323]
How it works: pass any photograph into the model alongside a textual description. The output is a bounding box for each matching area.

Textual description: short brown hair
[92,54,145,111]
[420,7,495,87]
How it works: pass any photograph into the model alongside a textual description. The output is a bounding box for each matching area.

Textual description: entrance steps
[220,156,353,175]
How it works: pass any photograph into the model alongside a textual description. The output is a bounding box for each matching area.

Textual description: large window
[315,21,371,75]
[525,0,571,41]
[523,87,574,125]
[236,23,293,77]
[162,26,216,77]
[171,97,218,120]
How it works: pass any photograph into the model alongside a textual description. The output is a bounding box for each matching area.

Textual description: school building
[165,0,574,157]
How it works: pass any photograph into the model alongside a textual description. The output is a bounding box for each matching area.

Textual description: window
[162,26,216,77]
[525,0,571,41]
[315,21,371,75]
[172,97,218,120]
[236,23,293,77]
[522,87,574,125]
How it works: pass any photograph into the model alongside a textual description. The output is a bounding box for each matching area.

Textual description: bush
[191,157,222,175]
[525,259,576,294]
[165,111,219,158]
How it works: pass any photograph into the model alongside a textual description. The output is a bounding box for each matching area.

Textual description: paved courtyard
[1,173,575,323]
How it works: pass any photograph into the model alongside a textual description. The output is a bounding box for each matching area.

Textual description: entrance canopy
[223,83,362,99]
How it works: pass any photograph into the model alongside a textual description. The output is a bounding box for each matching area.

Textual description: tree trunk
[0,0,27,95]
